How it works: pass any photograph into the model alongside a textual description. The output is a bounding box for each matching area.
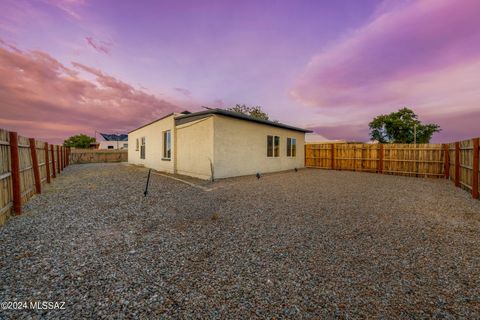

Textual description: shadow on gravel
[1,163,479,319]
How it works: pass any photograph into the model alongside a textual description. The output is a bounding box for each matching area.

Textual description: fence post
[378,144,384,174]
[66,147,70,166]
[60,146,64,171]
[29,138,41,194]
[472,138,479,199]
[56,145,61,174]
[45,142,51,183]
[51,145,56,178]
[455,142,460,187]
[443,144,450,179]
[9,132,22,215]
[330,144,335,169]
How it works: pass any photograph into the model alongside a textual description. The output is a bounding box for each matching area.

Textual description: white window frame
[267,135,280,158]
[287,137,297,157]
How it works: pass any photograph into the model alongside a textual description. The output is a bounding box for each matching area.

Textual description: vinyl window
[287,138,296,157]
[163,130,171,159]
[267,135,280,157]
[140,137,146,159]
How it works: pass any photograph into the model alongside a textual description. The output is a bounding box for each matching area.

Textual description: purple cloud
[85,36,112,55]
[291,0,480,108]
[174,87,192,98]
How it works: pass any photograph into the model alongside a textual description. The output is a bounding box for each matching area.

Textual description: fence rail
[0,128,70,225]
[305,138,480,200]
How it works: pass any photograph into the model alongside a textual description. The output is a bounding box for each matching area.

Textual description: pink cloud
[292,0,480,107]
[291,0,480,142]
[0,41,181,143]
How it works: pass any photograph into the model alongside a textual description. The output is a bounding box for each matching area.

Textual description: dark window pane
[141,137,146,159]
[287,138,291,157]
[292,138,296,157]
[267,135,273,157]
[163,130,171,159]
[274,136,280,157]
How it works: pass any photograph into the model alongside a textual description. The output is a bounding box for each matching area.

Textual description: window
[287,138,297,157]
[267,135,280,157]
[123,143,128,148]
[108,145,114,149]
[274,136,280,157]
[136,138,139,151]
[163,130,171,159]
[140,137,146,159]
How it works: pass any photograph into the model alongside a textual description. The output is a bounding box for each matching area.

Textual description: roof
[175,109,312,133]
[99,133,128,141]
[128,111,191,134]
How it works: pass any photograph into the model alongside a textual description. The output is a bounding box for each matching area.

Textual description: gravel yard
[1,163,480,319]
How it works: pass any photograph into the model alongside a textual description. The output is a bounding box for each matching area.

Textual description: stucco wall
[175,117,214,180]
[99,141,128,150]
[212,115,305,179]
[127,115,175,173]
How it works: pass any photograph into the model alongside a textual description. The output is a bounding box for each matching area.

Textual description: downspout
[173,117,177,174]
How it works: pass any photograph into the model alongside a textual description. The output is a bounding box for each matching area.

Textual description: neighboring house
[128,109,312,180]
[98,133,128,150]
[98,141,129,150]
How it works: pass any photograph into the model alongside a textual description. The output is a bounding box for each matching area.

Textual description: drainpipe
[173,116,177,174]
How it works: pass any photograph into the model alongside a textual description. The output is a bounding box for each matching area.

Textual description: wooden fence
[305,138,480,200]
[69,149,128,164]
[0,128,71,225]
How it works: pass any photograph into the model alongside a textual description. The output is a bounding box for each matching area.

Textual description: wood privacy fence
[305,138,480,200]
[69,149,128,164]
[0,128,71,225]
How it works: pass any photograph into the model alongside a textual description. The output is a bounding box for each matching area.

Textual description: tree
[227,104,270,120]
[369,108,440,143]
[63,134,96,148]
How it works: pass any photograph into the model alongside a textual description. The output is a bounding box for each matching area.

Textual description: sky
[0,0,479,143]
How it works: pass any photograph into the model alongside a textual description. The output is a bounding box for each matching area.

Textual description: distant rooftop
[100,133,128,141]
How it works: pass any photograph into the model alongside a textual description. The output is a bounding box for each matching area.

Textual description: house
[128,109,312,180]
[98,133,128,150]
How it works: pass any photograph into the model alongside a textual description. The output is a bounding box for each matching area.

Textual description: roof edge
[175,109,312,133]
[128,112,178,134]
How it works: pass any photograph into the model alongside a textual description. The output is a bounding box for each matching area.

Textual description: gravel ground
[1,163,480,319]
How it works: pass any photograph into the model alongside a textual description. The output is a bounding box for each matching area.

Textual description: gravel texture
[1,163,480,319]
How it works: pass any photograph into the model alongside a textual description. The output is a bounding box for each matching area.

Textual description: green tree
[369,108,440,143]
[63,134,96,148]
[227,104,270,120]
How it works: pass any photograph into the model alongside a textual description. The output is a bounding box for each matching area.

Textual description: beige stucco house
[128,109,311,180]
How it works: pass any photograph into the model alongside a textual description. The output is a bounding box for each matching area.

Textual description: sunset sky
[0,0,479,143]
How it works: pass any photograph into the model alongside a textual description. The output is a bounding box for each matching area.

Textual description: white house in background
[98,141,129,150]
[97,133,128,150]
[128,109,312,180]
